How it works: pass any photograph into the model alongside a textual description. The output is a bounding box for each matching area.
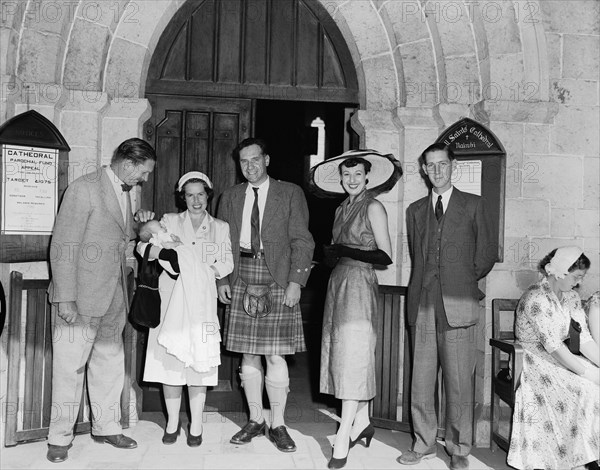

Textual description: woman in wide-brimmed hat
[310,150,402,469]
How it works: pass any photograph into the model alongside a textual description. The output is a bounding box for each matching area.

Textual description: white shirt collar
[431,185,454,213]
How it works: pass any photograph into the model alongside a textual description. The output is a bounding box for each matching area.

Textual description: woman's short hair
[538,249,591,275]
[176,178,214,208]
[338,157,372,175]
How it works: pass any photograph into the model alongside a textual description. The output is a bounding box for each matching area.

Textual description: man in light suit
[398,143,497,470]
[47,138,156,463]
[217,138,314,452]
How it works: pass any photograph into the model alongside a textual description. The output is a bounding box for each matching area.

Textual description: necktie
[121,183,133,192]
[251,187,260,255]
[124,189,133,237]
[435,195,443,221]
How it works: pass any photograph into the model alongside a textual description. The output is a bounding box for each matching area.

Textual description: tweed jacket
[406,187,497,327]
[216,178,315,289]
[48,168,134,317]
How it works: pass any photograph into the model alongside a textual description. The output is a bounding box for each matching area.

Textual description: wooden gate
[4,271,134,446]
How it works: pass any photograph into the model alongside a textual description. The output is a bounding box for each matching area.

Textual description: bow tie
[121,183,133,192]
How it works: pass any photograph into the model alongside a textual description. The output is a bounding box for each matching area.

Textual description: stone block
[483,100,559,124]
[22,0,72,37]
[61,111,100,147]
[551,208,576,238]
[584,157,599,210]
[485,270,522,304]
[435,3,474,57]
[384,1,429,44]
[505,198,550,237]
[515,269,539,292]
[523,124,550,155]
[551,106,600,156]
[17,29,64,83]
[563,35,599,80]
[339,1,389,57]
[485,2,521,55]
[490,122,523,167]
[540,0,599,35]
[361,55,399,109]
[401,41,438,107]
[64,19,110,90]
[502,237,539,270]
[445,55,479,104]
[545,33,561,81]
[489,53,525,101]
[551,79,599,106]
[104,39,147,99]
[115,0,178,48]
[522,154,583,208]
[575,209,600,238]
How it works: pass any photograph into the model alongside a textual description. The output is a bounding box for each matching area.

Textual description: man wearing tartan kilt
[217,138,315,452]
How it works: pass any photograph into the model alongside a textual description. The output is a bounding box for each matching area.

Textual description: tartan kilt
[223,257,306,355]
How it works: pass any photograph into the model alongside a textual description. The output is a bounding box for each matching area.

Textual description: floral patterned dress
[507,278,600,470]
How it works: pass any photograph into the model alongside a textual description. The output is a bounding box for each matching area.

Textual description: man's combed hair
[233,138,268,160]
[419,142,455,165]
[111,138,157,165]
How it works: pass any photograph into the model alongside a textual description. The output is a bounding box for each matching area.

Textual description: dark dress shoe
[268,425,296,452]
[47,443,72,463]
[162,422,181,445]
[230,420,266,445]
[349,422,375,448]
[93,434,137,449]
[187,424,203,447]
[450,455,470,470]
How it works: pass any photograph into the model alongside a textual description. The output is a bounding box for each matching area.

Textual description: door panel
[141,95,252,412]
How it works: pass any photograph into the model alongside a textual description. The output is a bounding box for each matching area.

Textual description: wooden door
[140,95,251,412]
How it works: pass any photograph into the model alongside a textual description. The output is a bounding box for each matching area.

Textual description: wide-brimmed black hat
[309,149,403,197]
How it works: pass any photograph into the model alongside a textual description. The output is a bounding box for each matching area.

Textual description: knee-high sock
[240,367,264,423]
[188,386,207,436]
[265,376,290,429]
[163,385,183,433]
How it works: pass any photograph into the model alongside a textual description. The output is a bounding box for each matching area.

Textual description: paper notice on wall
[2,144,58,234]
[452,160,481,196]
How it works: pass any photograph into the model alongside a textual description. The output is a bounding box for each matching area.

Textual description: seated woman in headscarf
[507,246,599,470]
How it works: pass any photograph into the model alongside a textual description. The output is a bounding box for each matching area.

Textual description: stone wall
[1,0,598,448]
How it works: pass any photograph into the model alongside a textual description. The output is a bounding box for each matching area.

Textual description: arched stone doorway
[140,0,360,412]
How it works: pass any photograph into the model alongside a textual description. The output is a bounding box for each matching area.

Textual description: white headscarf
[177,171,213,191]
[545,246,584,279]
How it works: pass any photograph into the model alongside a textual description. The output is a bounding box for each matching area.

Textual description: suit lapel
[261,178,281,234]
[414,197,430,262]
[443,188,466,239]
[232,183,247,235]
[101,169,126,234]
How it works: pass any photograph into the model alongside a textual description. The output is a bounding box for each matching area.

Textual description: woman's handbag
[129,244,162,328]
[567,318,582,355]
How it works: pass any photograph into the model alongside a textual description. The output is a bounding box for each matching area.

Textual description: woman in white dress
[139,172,233,446]
[507,246,599,470]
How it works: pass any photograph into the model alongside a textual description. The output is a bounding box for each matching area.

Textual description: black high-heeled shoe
[187,424,203,447]
[162,422,181,445]
[349,422,375,448]
[328,439,350,469]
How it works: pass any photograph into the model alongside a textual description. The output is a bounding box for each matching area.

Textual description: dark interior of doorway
[254,99,356,412]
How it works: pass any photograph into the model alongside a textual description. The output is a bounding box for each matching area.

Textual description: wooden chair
[489,298,523,452]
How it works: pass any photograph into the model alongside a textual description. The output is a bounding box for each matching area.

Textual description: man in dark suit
[47,138,156,463]
[217,138,314,453]
[398,143,497,470]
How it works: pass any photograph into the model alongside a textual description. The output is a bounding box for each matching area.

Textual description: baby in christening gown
[139,221,219,373]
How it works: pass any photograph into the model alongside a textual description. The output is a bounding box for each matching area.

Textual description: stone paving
[1,409,511,470]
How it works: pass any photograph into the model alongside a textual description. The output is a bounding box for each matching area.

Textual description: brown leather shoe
[230,420,266,445]
[93,434,137,449]
[268,425,296,452]
[47,443,72,463]
[396,449,437,465]
[450,455,469,470]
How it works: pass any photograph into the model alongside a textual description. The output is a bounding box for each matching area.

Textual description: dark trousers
[410,281,477,456]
